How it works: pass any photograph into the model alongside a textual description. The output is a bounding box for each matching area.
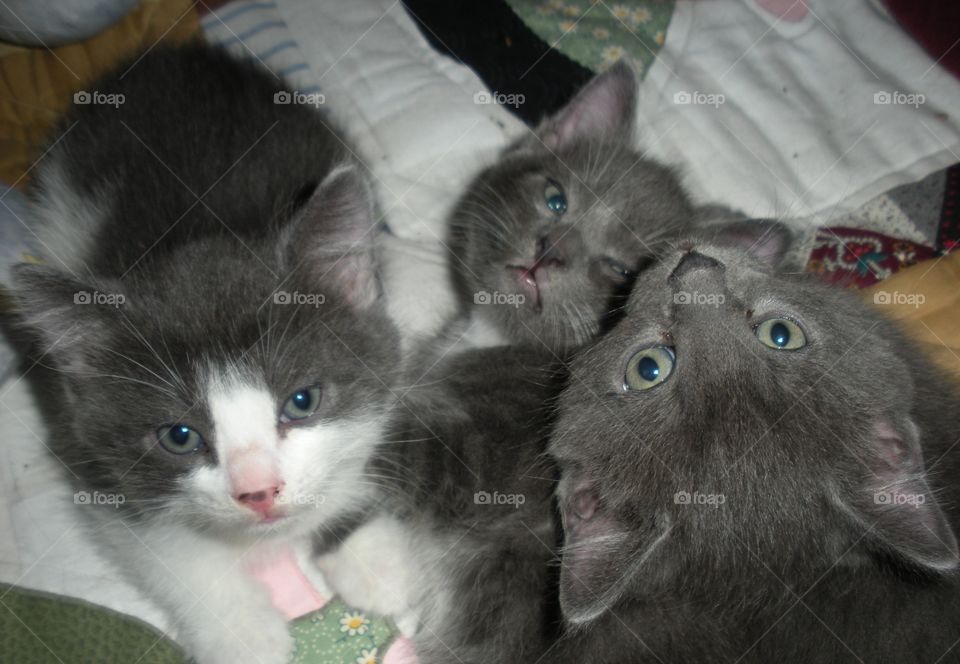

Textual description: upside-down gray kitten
[550,223,960,662]
[447,62,699,352]
[13,44,400,664]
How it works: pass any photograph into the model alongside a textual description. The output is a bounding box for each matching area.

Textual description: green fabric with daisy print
[289,598,400,664]
[506,0,674,75]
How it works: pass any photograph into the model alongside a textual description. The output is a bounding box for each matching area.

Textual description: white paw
[314,515,422,633]
[181,602,293,664]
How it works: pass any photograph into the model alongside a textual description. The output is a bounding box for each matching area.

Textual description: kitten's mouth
[506,264,545,312]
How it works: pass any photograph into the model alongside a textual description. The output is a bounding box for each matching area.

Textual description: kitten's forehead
[206,365,276,452]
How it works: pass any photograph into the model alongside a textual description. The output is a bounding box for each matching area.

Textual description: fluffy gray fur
[550,222,960,662]
[447,62,700,351]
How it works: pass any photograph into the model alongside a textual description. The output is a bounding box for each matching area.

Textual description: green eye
[281,384,322,421]
[755,318,806,350]
[624,347,675,391]
[544,182,568,215]
[156,424,205,455]
[604,258,635,281]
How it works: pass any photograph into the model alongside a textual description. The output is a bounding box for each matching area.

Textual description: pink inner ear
[857,419,960,570]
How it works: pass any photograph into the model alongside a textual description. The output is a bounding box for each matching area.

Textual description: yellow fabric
[864,252,960,378]
[0,0,200,189]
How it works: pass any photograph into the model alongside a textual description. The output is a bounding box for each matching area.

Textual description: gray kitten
[448,62,698,351]
[12,44,400,664]
[316,343,562,663]
[550,223,960,662]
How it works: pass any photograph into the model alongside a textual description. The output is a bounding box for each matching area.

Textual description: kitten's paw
[314,515,421,632]
[183,604,293,664]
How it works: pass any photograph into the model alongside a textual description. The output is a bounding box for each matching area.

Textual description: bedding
[0,0,959,662]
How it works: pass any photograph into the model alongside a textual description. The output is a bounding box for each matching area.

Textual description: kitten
[315,343,563,663]
[549,222,960,662]
[13,44,400,664]
[446,62,699,352]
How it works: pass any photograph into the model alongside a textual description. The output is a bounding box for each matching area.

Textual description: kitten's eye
[281,385,322,422]
[544,182,568,215]
[604,258,635,281]
[156,424,205,455]
[624,347,675,391]
[755,318,806,350]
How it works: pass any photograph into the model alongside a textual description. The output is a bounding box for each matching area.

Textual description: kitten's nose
[669,251,722,281]
[234,484,282,516]
[536,233,567,268]
[228,447,283,518]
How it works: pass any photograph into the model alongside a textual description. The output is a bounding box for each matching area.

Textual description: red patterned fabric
[806,227,939,289]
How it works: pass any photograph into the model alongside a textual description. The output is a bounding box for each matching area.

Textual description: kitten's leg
[314,513,424,637]
[101,519,293,664]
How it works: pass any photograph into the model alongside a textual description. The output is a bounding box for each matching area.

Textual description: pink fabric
[756,0,808,21]
[383,636,418,664]
[248,546,329,620]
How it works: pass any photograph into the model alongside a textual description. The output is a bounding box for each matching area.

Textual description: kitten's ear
[560,510,671,626]
[281,165,381,311]
[12,264,124,371]
[538,60,638,152]
[847,419,959,571]
[709,219,792,268]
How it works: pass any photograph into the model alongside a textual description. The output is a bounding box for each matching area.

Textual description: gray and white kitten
[550,223,960,662]
[447,62,699,352]
[12,44,400,664]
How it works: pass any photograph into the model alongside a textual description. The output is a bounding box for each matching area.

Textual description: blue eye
[544,182,568,215]
[281,384,322,422]
[755,318,806,350]
[156,424,205,455]
[624,347,675,391]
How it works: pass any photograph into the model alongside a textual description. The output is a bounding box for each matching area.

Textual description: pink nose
[228,448,283,518]
[234,485,282,516]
